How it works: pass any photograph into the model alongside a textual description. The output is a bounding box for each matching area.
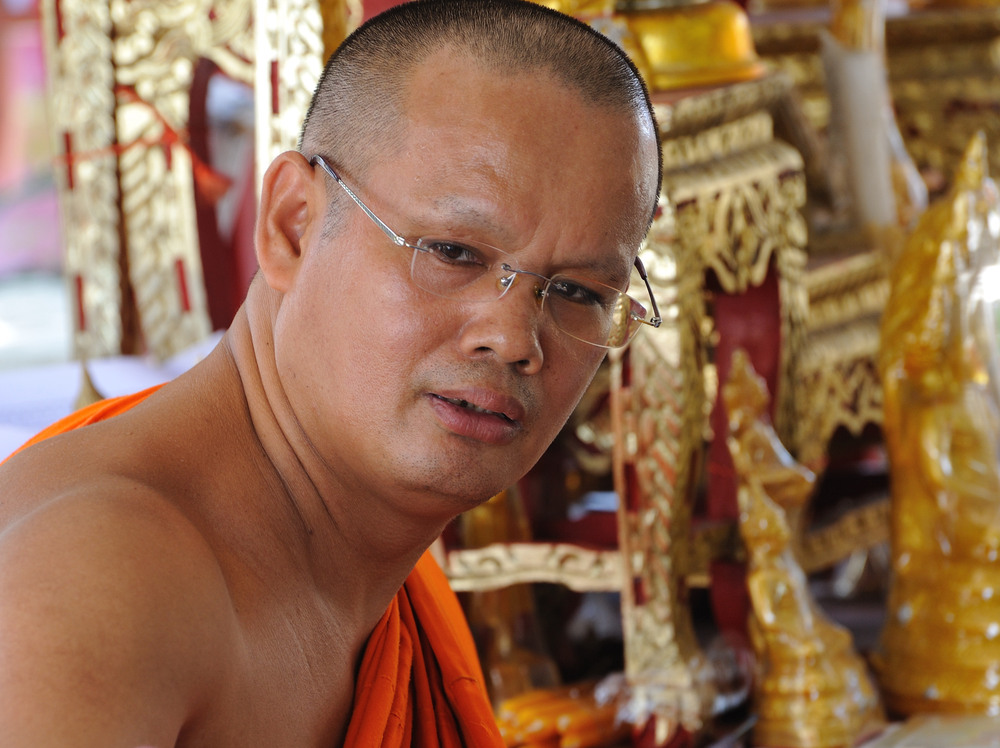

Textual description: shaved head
[299,0,661,231]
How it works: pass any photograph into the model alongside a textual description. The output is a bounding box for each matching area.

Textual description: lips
[435,395,515,423]
[428,388,526,444]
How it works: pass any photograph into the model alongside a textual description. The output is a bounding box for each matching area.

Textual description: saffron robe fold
[10,389,504,748]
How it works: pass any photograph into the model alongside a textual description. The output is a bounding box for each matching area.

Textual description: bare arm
[0,487,233,747]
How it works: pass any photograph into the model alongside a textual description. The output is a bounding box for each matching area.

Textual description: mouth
[433,395,516,424]
[427,390,525,445]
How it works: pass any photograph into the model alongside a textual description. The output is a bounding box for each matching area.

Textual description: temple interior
[3,0,1000,745]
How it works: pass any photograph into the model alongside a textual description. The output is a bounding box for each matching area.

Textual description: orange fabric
[6,386,164,459]
[9,390,504,748]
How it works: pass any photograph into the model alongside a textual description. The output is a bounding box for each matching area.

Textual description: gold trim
[42,0,123,358]
[661,110,773,171]
[444,542,624,593]
[653,72,794,136]
[798,498,889,574]
[255,0,327,172]
[112,0,253,359]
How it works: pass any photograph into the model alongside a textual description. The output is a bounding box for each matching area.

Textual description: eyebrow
[428,196,633,284]
[428,195,513,241]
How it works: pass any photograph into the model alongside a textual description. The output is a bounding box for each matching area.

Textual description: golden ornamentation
[798,499,889,574]
[893,73,1000,186]
[801,248,890,332]
[609,196,709,736]
[790,241,889,470]
[790,236,891,481]
[659,77,808,442]
[532,0,764,92]
[725,349,884,748]
[43,0,260,359]
[255,0,327,170]
[665,141,806,296]
[45,0,359,360]
[444,542,624,593]
[877,133,1000,717]
[652,72,793,137]
[41,0,123,357]
[112,0,253,359]
[792,319,883,469]
[755,7,1000,196]
[660,110,773,171]
[254,0,359,179]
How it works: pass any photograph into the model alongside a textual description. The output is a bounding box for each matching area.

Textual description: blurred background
[0,0,70,372]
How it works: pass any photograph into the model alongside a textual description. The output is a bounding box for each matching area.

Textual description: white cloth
[0,332,222,459]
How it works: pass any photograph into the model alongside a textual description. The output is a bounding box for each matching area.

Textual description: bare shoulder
[0,476,238,747]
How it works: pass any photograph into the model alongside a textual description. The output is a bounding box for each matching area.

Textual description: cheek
[537,348,607,429]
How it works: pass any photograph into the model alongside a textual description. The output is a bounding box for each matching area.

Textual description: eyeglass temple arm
[309,156,407,248]
[634,257,662,328]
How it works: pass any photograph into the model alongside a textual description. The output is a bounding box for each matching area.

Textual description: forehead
[378,48,656,277]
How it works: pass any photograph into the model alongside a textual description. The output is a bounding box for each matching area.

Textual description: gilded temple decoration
[889,9,1000,194]
[42,0,256,359]
[41,0,121,357]
[608,200,708,739]
[791,247,889,470]
[113,0,254,359]
[444,541,623,594]
[532,0,765,92]
[877,133,1000,717]
[43,0,358,361]
[254,0,360,172]
[782,229,894,569]
[657,75,809,443]
[725,350,884,748]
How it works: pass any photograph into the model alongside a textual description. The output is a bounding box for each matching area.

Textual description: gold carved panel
[444,542,623,593]
[609,208,709,733]
[43,0,256,359]
[44,0,359,360]
[255,0,361,171]
[792,249,889,468]
[113,0,254,358]
[41,0,122,357]
[658,76,809,442]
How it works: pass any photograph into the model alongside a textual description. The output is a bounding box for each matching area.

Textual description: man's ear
[256,151,324,294]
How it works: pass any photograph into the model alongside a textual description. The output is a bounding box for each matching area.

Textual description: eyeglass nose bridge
[496,263,548,301]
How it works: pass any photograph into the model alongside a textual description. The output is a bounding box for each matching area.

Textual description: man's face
[274,49,659,517]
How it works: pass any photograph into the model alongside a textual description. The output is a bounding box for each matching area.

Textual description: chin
[410,463,528,515]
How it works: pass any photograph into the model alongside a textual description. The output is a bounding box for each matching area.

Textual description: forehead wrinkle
[556,251,634,287]
[425,193,635,287]
[424,192,517,243]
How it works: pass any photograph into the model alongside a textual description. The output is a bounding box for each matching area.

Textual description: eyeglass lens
[409,238,649,348]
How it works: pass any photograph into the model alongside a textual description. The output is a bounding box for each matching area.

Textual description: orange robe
[10,389,504,748]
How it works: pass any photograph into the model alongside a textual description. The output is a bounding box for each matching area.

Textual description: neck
[215,279,451,622]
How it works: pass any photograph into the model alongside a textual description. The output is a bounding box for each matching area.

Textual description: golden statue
[531,0,764,92]
[725,350,884,748]
[877,132,1000,716]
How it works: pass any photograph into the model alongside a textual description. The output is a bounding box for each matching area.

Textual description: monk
[0,0,662,745]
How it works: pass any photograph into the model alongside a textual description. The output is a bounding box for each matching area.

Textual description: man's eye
[424,240,484,265]
[549,278,607,307]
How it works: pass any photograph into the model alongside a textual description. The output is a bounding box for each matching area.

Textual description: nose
[458,278,544,374]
